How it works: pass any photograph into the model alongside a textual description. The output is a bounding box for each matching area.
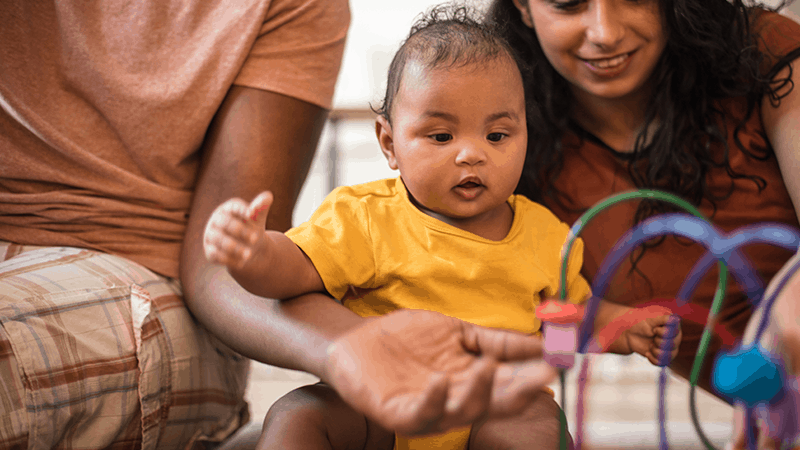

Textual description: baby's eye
[430,133,452,143]
[487,132,506,142]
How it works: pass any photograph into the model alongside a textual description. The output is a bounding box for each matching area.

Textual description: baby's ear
[375,115,398,170]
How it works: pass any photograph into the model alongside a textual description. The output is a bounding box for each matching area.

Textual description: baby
[203,5,681,450]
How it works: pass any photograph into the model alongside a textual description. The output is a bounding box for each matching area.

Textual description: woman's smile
[581,51,634,77]
[518,0,666,101]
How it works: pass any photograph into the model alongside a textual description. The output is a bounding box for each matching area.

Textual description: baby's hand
[627,313,682,366]
[203,191,274,270]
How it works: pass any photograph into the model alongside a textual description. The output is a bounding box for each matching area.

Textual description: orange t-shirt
[542,11,800,391]
[0,0,349,277]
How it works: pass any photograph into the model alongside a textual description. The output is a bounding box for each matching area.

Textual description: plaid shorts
[0,242,250,449]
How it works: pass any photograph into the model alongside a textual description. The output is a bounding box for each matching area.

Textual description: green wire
[556,189,726,450]
[558,189,712,300]
[688,268,728,450]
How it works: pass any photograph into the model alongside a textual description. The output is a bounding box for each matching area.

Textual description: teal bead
[712,345,784,406]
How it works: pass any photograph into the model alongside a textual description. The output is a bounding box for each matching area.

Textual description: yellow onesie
[286,177,591,449]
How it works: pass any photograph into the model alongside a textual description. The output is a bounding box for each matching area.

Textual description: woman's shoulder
[752,9,800,62]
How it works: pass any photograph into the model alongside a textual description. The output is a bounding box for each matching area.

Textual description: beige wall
[787,1,800,19]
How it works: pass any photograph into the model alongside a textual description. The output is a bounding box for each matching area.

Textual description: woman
[487,0,800,447]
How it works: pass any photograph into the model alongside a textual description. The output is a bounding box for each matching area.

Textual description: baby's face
[379,55,527,225]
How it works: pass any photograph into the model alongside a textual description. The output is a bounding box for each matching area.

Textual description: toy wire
[611,216,800,449]
[752,254,800,346]
[664,221,800,449]
[596,215,800,449]
[558,189,800,449]
[557,190,723,450]
[687,261,729,450]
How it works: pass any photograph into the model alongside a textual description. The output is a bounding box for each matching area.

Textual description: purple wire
[577,213,800,449]
[659,368,670,450]
[752,255,800,344]
[653,221,799,449]
[575,356,590,450]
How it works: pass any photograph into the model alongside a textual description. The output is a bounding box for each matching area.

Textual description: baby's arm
[203,191,325,299]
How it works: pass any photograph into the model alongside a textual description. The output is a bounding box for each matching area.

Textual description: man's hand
[324,309,558,436]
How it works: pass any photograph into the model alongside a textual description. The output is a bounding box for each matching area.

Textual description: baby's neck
[416,201,515,241]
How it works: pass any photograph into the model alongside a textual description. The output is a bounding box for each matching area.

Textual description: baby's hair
[373,3,523,122]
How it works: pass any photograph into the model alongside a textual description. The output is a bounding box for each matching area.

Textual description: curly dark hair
[487,0,800,223]
[373,3,527,123]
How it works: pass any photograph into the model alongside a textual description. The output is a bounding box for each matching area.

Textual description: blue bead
[712,345,784,406]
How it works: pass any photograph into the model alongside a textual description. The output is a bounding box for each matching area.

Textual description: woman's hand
[726,330,800,450]
[324,309,558,436]
[726,253,800,450]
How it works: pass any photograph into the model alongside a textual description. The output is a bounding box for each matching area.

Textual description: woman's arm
[762,55,800,351]
[764,58,800,225]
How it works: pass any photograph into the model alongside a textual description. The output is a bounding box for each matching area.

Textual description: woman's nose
[584,1,625,49]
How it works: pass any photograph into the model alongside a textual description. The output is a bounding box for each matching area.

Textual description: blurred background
[247,1,800,448]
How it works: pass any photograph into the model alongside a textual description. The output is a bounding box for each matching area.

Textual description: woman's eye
[431,133,452,143]
[487,133,506,142]
[550,0,583,10]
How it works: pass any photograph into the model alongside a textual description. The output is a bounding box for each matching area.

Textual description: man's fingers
[389,372,449,435]
[488,359,557,417]
[442,358,496,426]
[463,324,545,361]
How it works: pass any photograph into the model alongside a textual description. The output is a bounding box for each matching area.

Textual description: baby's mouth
[454,178,485,199]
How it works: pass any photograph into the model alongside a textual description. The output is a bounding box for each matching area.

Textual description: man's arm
[180,85,364,377]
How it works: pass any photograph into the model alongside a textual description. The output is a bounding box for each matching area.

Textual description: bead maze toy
[541,189,800,450]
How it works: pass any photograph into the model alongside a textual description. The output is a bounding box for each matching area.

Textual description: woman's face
[512,0,667,103]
